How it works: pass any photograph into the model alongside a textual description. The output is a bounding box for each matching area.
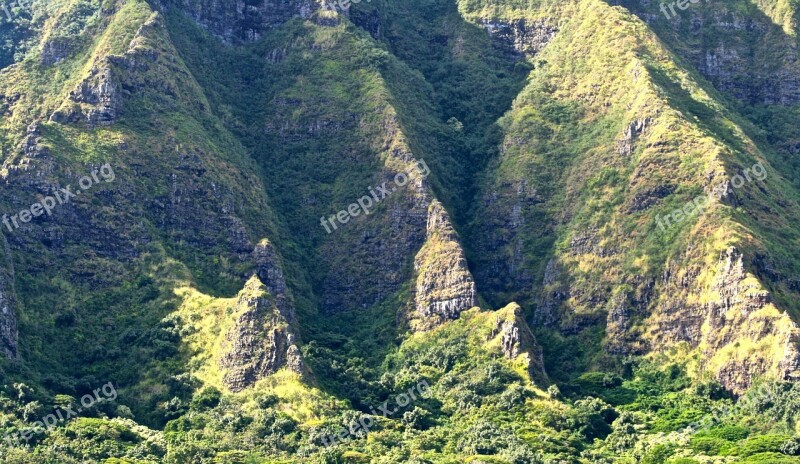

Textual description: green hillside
[1,0,800,462]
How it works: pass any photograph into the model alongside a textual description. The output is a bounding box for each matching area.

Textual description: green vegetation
[0,0,800,462]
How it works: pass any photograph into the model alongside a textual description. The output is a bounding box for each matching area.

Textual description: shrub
[781,437,800,456]
[642,444,674,464]
[191,387,221,410]
[705,425,750,441]
[739,435,793,457]
[689,437,731,455]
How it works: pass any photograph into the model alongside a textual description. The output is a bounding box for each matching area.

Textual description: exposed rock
[534,257,568,326]
[219,240,305,392]
[50,63,122,127]
[473,179,542,306]
[626,184,675,213]
[171,0,317,44]
[604,277,651,356]
[0,240,18,360]
[625,4,800,106]
[252,239,295,325]
[40,36,73,66]
[479,18,558,59]
[317,117,431,313]
[2,122,57,189]
[618,117,651,156]
[74,65,122,127]
[50,12,167,128]
[412,200,477,330]
[487,303,548,385]
[699,38,800,105]
[569,227,618,257]
[648,246,800,393]
[219,275,304,392]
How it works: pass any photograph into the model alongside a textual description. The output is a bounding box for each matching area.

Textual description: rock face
[473,177,542,309]
[218,240,304,392]
[40,36,73,66]
[622,1,800,106]
[170,0,316,44]
[50,13,167,128]
[67,64,122,127]
[487,303,548,385]
[0,246,18,360]
[618,117,651,157]
[466,0,800,396]
[648,247,800,393]
[252,239,295,324]
[219,264,304,392]
[0,3,292,396]
[412,200,477,330]
[316,116,432,314]
[479,18,558,59]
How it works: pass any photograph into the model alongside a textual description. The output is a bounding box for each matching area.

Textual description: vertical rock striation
[479,17,559,59]
[0,241,17,360]
[488,303,548,385]
[169,0,316,44]
[412,200,477,330]
[219,241,304,392]
[648,247,800,393]
[252,239,295,325]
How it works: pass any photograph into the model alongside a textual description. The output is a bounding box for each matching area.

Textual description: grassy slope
[455,0,800,389]
[0,0,290,428]
[1,0,800,462]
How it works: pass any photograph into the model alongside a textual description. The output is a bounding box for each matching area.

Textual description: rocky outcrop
[479,18,558,59]
[690,34,800,106]
[487,303,548,385]
[648,247,800,393]
[317,115,432,314]
[66,64,122,127]
[49,13,165,128]
[0,240,18,360]
[219,274,304,392]
[219,240,304,392]
[412,200,477,330]
[618,117,651,157]
[623,2,800,106]
[170,0,316,44]
[40,36,73,66]
[473,178,542,308]
[252,239,295,322]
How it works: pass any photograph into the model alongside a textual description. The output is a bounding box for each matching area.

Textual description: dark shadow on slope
[355,0,532,225]
[351,0,536,315]
[161,1,535,409]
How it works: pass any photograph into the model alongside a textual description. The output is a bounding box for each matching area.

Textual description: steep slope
[161,0,516,376]
[457,0,800,393]
[0,0,306,426]
[1,0,800,462]
[0,0,548,461]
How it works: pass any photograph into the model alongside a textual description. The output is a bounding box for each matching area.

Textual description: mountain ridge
[1,0,800,462]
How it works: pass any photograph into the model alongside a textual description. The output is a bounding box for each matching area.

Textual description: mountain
[1,0,800,462]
